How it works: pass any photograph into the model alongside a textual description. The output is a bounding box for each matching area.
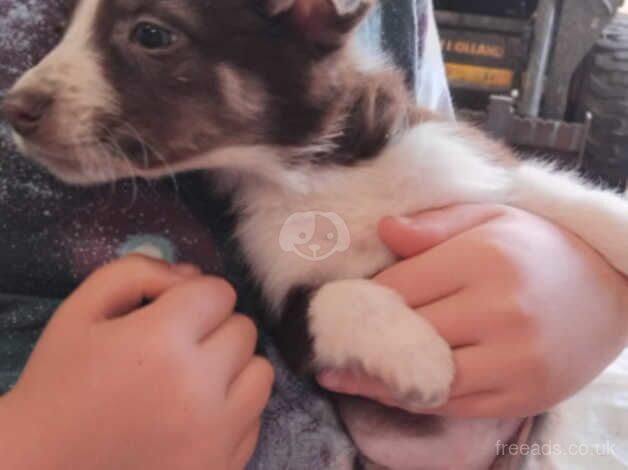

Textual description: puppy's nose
[2,90,54,137]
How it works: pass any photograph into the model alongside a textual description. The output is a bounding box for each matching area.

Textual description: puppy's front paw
[309,279,454,409]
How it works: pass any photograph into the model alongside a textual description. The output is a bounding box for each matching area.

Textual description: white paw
[309,279,454,408]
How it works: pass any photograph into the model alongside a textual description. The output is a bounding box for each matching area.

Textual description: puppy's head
[1,0,372,184]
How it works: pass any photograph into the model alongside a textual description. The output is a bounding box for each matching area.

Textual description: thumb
[66,255,201,321]
[317,369,400,406]
[378,204,507,258]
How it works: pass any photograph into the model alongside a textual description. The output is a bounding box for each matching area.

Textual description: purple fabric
[0,1,222,297]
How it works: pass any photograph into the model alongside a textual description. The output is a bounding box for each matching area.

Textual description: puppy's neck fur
[295,53,416,166]
[198,47,429,199]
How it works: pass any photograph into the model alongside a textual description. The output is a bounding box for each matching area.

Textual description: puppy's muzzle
[2,89,55,138]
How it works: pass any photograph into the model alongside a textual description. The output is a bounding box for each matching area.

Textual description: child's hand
[0,255,273,470]
[318,205,628,418]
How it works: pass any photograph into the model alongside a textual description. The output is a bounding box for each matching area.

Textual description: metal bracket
[486,95,592,168]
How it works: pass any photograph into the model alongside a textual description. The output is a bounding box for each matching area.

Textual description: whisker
[105,125,139,211]
[152,145,180,194]
[118,120,180,195]
[122,122,149,172]
[96,139,118,208]
[92,124,119,203]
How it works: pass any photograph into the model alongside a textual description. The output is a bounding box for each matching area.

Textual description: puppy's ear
[264,0,373,48]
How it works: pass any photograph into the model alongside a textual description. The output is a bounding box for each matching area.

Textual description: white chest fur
[232,118,628,316]
[233,121,514,313]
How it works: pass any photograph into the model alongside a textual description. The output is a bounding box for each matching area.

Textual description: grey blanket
[0,1,431,468]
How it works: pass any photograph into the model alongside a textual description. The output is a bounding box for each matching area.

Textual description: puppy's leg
[304,279,454,408]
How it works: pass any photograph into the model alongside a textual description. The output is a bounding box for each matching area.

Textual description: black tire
[577,13,628,191]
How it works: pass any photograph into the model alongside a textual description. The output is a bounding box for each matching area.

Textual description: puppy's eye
[132,22,177,49]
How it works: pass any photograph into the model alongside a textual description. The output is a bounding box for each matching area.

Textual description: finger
[140,276,237,341]
[426,391,513,418]
[318,369,447,412]
[227,357,274,430]
[320,346,519,414]
[378,205,506,258]
[230,421,261,470]
[68,255,199,321]
[416,289,494,347]
[203,314,258,385]
[170,263,203,277]
[448,345,504,399]
[317,369,398,405]
[318,345,507,411]
[374,246,466,308]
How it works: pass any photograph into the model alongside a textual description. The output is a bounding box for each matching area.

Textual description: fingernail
[392,215,417,228]
[171,263,203,277]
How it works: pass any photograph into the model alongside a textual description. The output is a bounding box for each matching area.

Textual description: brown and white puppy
[3,0,628,468]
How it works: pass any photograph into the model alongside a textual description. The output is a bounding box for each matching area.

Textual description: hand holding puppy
[319,205,628,418]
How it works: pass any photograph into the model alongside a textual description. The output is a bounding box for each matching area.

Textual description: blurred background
[434,0,628,190]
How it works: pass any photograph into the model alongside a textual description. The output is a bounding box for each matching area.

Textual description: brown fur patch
[85,0,421,170]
